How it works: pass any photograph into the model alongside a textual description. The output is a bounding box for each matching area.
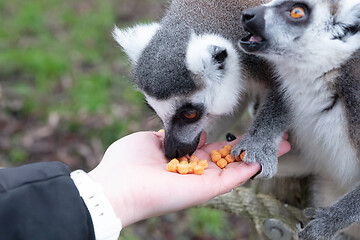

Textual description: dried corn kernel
[217,158,228,169]
[225,154,235,163]
[211,150,222,162]
[189,155,199,163]
[224,145,233,151]
[177,161,189,174]
[219,148,230,158]
[166,159,179,172]
[194,165,205,175]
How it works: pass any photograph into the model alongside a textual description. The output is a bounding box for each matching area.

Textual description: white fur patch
[112,23,161,64]
[186,33,243,116]
[142,34,244,146]
[145,94,177,126]
[271,48,360,189]
[336,0,360,26]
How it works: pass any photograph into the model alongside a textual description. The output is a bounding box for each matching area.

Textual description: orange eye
[184,112,197,119]
[290,7,305,19]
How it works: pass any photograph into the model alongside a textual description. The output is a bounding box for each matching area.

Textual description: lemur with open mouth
[237,0,360,238]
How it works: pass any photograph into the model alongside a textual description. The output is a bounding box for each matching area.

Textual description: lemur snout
[239,6,266,53]
[241,6,265,30]
[242,9,255,23]
[164,132,202,159]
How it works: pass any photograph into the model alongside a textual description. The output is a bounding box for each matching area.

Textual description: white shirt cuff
[71,170,122,240]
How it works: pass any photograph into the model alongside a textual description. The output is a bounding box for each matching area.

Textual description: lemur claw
[231,133,278,179]
[299,207,341,240]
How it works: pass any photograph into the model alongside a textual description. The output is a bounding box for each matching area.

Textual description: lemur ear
[186,33,235,81]
[209,45,228,70]
[112,23,161,65]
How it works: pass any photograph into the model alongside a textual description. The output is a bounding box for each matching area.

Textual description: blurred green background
[0,0,250,239]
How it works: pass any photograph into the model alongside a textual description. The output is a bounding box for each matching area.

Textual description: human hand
[88,131,290,227]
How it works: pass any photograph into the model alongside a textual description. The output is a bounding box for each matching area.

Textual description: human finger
[189,161,261,201]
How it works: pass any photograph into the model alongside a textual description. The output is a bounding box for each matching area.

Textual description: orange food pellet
[177,161,189,174]
[211,150,218,157]
[224,145,233,151]
[178,156,188,163]
[166,155,208,175]
[225,154,235,163]
[194,165,205,175]
[240,151,246,161]
[217,158,228,168]
[189,155,199,163]
[211,150,222,162]
[188,161,197,174]
[219,148,230,158]
[166,159,179,172]
[198,160,208,168]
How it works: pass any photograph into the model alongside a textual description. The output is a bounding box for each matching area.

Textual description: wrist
[71,170,122,240]
[88,168,138,228]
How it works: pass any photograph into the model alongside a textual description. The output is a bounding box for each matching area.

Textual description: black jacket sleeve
[0,162,95,240]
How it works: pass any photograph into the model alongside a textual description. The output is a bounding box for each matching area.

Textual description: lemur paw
[299,207,341,240]
[231,133,278,179]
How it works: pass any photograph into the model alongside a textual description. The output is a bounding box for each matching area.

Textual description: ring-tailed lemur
[236,0,360,238]
[113,0,279,163]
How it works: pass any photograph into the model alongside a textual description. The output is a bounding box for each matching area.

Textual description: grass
[0,0,152,168]
[0,0,153,140]
[1,0,118,113]
[188,208,231,239]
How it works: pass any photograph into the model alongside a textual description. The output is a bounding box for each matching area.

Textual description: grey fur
[237,0,360,238]
[115,0,281,159]
[299,49,360,240]
[299,181,360,239]
[337,51,360,154]
[135,24,193,99]
[134,0,273,99]
[231,85,290,178]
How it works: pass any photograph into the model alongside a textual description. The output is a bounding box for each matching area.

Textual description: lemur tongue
[250,35,263,42]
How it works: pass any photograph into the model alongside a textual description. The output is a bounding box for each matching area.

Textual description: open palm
[89,131,290,227]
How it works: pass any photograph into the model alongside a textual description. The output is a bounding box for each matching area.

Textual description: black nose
[241,6,265,25]
[164,141,198,159]
[242,9,256,23]
[241,6,266,35]
[164,133,202,159]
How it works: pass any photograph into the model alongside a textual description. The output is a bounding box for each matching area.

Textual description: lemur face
[113,25,242,159]
[239,0,360,67]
